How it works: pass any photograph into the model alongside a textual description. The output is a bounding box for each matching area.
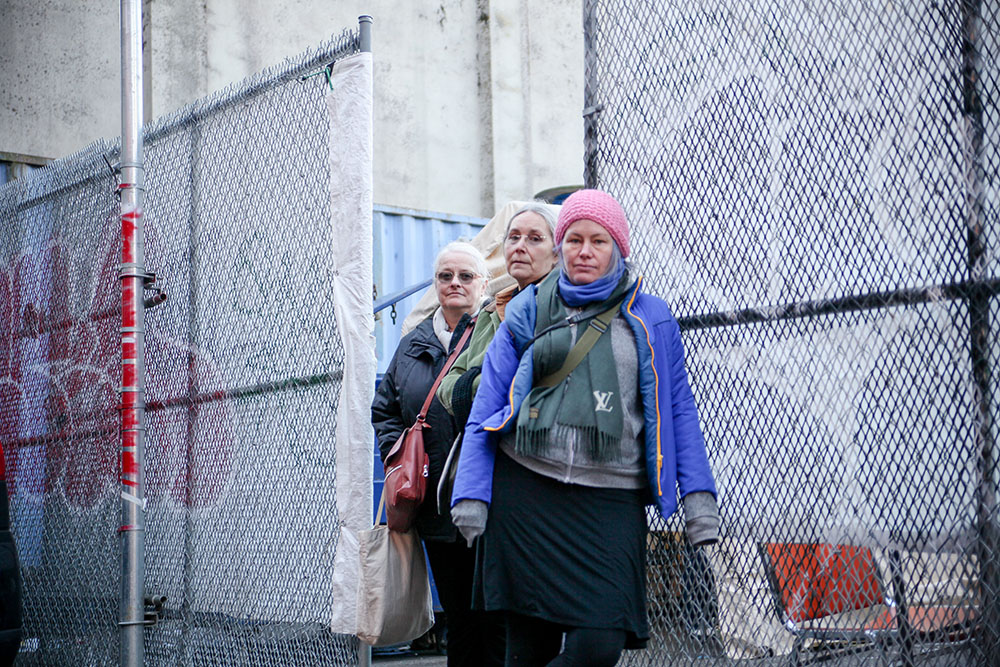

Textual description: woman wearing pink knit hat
[450,189,719,666]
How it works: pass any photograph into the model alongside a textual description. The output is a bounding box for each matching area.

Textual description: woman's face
[561,219,615,284]
[503,212,557,289]
[435,250,485,315]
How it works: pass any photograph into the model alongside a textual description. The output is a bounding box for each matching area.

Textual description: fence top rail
[0,27,361,215]
[143,27,360,144]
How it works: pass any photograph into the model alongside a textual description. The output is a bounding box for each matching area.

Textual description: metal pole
[179,119,201,664]
[119,0,147,665]
[960,2,999,661]
[359,15,373,54]
[356,18,374,667]
[582,0,600,189]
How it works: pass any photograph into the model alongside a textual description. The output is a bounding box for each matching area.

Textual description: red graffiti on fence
[0,224,234,510]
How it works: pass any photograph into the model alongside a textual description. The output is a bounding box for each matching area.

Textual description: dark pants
[424,539,505,667]
[505,612,625,667]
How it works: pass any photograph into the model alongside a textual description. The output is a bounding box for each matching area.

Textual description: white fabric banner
[328,52,376,636]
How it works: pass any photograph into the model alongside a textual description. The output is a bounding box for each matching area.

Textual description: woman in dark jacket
[371,240,504,666]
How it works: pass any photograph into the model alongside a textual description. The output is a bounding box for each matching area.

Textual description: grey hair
[506,202,557,238]
[556,236,624,280]
[434,240,489,282]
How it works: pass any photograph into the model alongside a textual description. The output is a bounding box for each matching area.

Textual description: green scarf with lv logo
[515,271,632,462]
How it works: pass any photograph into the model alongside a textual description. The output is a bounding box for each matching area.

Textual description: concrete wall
[0,0,584,217]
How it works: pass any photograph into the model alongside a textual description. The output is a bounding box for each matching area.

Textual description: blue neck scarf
[557,257,627,307]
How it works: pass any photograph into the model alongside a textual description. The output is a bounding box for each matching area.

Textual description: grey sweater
[500,314,646,488]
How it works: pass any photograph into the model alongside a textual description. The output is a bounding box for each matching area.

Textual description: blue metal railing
[373,278,432,314]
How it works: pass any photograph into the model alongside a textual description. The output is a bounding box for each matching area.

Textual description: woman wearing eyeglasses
[437,203,559,444]
[371,240,504,666]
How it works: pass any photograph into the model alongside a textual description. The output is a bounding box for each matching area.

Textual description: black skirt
[473,449,649,647]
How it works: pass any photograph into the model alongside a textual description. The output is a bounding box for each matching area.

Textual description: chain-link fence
[0,26,369,666]
[585,1,997,665]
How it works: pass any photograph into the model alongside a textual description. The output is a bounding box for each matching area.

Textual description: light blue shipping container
[373,204,488,373]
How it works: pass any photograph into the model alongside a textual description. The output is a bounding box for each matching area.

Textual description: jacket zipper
[563,319,577,482]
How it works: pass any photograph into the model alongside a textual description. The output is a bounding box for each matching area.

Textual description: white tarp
[328,51,376,636]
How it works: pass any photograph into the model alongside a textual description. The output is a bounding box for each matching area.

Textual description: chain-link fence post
[118,0,148,665]
[582,0,599,189]
[357,18,374,667]
[177,113,202,665]
[962,0,1000,657]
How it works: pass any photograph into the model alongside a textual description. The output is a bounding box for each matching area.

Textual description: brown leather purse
[383,320,475,532]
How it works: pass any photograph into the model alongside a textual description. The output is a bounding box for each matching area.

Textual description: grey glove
[684,491,720,546]
[450,499,488,547]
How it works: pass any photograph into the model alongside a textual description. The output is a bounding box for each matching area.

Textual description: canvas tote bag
[356,490,435,646]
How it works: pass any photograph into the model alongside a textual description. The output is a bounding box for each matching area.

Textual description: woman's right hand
[450,499,488,546]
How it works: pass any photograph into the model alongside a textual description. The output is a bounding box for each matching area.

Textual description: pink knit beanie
[555,189,630,258]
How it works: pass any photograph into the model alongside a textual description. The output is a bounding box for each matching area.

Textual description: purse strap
[520,289,629,353]
[417,317,477,419]
[536,300,620,388]
[374,486,386,527]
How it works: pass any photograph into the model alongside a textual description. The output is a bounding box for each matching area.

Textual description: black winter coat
[372,312,475,541]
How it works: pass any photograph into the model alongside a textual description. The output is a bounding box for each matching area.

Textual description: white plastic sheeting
[328,52,376,637]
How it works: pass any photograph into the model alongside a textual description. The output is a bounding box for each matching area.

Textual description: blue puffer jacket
[451,275,717,519]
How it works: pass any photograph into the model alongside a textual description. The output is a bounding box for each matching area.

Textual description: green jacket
[437,305,502,415]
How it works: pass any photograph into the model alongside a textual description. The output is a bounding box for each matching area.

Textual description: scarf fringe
[515,424,624,463]
[516,270,630,464]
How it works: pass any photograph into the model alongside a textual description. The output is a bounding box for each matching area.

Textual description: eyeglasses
[436,271,479,285]
[504,232,549,247]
